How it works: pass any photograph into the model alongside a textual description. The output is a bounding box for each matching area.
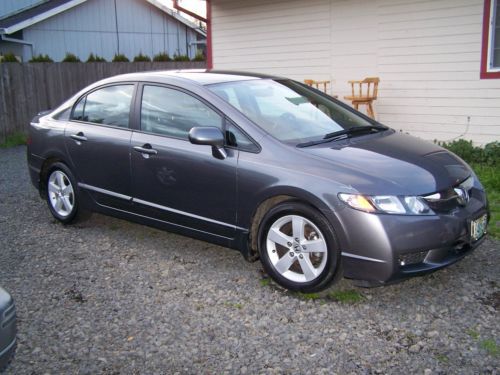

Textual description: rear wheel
[258,202,342,292]
[45,163,83,224]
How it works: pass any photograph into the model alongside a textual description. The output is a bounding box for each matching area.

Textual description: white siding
[212,0,500,145]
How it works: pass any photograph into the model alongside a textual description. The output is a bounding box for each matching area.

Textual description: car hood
[299,130,471,196]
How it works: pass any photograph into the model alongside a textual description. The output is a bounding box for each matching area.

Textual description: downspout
[172,0,212,69]
[0,34,35,60]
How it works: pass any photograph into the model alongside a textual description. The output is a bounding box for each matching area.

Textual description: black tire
[258,201,342,293]
[45,162,87,224]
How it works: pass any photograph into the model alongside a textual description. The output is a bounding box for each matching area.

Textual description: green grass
[224,302,243,309]
[435,353,449,363]
[480,339,499,357]
[0,132,27,148]
[328,289,363,303]
[259,278,271,287]
[472,164,500,239]
[466,329,480,340]
[296,292,322,300]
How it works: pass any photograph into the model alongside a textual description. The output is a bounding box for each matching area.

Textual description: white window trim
[487,0,500,72]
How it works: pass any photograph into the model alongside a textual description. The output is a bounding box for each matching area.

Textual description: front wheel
[258,202,342,292]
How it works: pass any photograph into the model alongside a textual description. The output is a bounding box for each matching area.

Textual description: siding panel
[212,0,500,144]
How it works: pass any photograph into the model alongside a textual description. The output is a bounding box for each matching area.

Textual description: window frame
[481,0,500,78]
[70,82,138,129]
[136,82,261,153]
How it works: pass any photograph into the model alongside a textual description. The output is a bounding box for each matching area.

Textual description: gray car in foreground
[0,288,16,371]
[27,70,489,292]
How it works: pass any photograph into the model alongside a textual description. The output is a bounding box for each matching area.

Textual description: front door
[130,84,238,239]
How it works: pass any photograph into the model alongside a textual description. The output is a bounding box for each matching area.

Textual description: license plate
[470,214,488,241]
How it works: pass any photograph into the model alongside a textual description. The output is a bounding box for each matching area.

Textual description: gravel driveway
[0,146,498,374]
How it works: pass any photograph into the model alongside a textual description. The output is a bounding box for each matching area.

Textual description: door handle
[70,132,87,142]
[133,145,158,156]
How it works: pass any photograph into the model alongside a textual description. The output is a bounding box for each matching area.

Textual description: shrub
[438,139,500,166]
[62,53,80,62]
[112,53,129,62]
[29,54,53,63]
[1,53,19,62]
[133,52,151,62]
[153,52,171,62]
[192,51,205,61]
[173,54,190,62]
[86,53,106,62]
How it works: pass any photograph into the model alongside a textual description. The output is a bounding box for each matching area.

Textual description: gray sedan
[27,70,489,292]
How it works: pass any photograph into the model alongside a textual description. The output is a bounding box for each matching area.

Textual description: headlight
[338,193,434,215]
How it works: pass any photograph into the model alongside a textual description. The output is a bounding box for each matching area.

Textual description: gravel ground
[0,145,499,374]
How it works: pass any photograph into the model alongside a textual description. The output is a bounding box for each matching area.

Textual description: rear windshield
[207,79,373,145]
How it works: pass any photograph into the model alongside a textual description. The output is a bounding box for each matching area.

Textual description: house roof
[0,0,206,36]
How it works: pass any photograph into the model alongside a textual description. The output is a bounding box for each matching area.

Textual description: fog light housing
[398,251,428,266]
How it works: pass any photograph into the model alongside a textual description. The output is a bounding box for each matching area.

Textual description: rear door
[130,84,238,239]
[64,83,136,208]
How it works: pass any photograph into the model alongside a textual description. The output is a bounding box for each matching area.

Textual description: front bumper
[326,188,489,286]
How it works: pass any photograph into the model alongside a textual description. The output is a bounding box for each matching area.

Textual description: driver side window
[141,85,223,140]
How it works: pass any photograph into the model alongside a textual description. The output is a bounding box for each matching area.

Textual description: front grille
[398,250,428,266]
[422,177,473,213]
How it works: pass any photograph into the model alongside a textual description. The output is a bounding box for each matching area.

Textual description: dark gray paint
[27,70,489,285]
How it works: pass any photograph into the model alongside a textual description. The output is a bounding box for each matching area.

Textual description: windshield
[207,79,376,145]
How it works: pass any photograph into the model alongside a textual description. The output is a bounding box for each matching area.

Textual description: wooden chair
[344,77,380,119]
[304,79,337,98]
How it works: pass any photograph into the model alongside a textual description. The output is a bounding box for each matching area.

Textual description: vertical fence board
[0,61,206,143]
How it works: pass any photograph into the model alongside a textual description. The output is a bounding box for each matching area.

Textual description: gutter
[173,0,212,69]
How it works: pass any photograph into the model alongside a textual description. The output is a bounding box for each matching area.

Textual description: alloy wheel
[266,215,327,283]
[48,170,75,218]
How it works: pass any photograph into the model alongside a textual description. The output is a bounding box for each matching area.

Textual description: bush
[1,53,19,62]
[86,53,106,62]
[133,53,151,62]
[153,52,171,62]
[29,54,53,63]
[192,52,205,61]
[438,139,500,166]
[112,53,129,62]
[62,53,80,62]
[173,54,190,62]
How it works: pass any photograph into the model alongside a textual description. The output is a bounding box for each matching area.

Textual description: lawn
[472,164,499,239]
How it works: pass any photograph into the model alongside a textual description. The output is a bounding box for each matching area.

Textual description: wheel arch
[39,155,67,193]
[246,186,335,261]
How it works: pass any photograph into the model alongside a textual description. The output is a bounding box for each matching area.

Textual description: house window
[481,0,500,78]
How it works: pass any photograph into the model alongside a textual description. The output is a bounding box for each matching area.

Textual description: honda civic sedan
[27,70,489,292]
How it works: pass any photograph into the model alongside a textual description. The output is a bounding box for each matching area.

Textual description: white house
[207,0,500,145]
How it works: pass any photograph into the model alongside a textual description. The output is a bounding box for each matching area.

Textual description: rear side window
[141,85,223,139]
[71,85,134,128]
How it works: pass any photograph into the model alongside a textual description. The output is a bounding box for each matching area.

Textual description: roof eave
[1,0,87,35]
[146,0,206,37]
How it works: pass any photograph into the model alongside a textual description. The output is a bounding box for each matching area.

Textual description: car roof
[103,69,284,86]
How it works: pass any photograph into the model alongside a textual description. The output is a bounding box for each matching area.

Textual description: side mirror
[188,127,227,160]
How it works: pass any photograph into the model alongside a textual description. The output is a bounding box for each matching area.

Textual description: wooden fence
[0,61,206,143]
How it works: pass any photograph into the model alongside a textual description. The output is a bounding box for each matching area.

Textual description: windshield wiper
[297,125,387,148]
[323,125,387,140]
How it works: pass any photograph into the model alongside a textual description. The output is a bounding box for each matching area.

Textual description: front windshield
[207,79,374,144]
